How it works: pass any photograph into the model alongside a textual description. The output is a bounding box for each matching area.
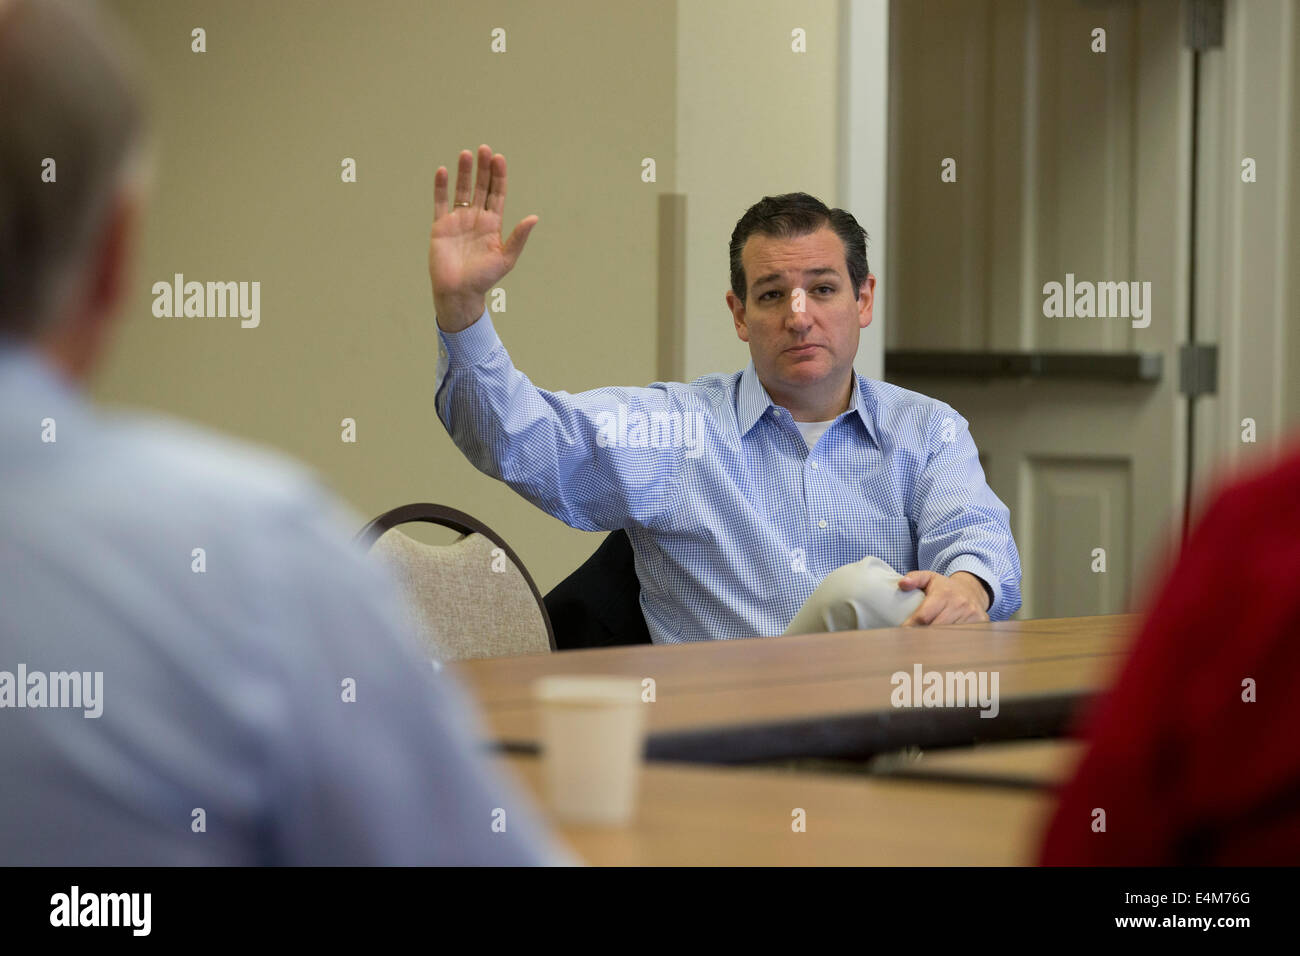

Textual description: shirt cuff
[943,555,998,614]
[436,307,498,367]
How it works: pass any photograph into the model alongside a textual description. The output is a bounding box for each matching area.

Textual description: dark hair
[728,192,869,306]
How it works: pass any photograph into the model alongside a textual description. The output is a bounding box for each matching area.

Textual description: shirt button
[817,519,827,529]
[439,346,447,359]
[810,461,819,470]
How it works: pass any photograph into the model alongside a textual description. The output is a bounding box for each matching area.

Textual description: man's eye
[761,286,834,301]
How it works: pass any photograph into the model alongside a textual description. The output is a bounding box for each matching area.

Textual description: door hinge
[1184,0,1225,50]
[1179,343,1218,397]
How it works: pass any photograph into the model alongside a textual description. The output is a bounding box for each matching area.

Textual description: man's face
[726,225,873,401]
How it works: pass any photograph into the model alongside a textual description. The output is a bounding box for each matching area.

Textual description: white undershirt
[794,418,836,451]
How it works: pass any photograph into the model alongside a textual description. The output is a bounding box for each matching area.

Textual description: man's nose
[786,300,814,331]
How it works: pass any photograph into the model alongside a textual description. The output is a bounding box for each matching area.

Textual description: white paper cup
[533,675,646,825]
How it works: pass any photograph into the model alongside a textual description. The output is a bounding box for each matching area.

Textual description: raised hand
[429,144,539,332]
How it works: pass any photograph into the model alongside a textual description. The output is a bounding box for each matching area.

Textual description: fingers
[486,152,506,215]
[904,594,988,627]
[433,165,448,219]
[454,148,474,206]
[899,571,931,625]
[439,145,508,220]
[929,603,969,626]
[898,570,932,591]
[471,143,492,209]
[502,215,540,267]
[939,604,989,625]
[901,595,939,627]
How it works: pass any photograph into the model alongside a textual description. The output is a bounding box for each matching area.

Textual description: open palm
[428,145,537,326]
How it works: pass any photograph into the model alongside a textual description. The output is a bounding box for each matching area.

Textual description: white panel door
[885,0,1189,618]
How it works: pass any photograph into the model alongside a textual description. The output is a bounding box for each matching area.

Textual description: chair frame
[355,502,556,652]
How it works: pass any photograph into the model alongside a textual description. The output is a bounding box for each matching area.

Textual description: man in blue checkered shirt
[430,145,1022,643]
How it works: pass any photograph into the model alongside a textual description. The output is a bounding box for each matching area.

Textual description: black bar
[2,866,1282,938]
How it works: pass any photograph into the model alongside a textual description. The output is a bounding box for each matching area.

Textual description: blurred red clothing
[1040,444,1300,864]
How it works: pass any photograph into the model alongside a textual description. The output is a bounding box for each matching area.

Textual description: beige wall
[95,0,845,591]
[678,0,842,382]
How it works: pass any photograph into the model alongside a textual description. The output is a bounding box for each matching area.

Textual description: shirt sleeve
[908,405,1023,620]
[259,485,577,865]
[434,309,687,531]
[969,573,995,611]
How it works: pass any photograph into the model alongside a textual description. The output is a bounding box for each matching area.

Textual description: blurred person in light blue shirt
[0,0,565,865]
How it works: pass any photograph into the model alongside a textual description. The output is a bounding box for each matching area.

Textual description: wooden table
[453,615,1136,763]
[498,754,1055,865]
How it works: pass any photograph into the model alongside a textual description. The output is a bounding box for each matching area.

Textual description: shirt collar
[736,360,877,445]
[0,340,86,414]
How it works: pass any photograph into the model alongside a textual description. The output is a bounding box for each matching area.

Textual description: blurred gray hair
[0,0,153,339]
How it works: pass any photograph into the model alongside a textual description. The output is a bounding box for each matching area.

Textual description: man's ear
[857,273,876,330]
[87,185,141,320]
[726,290,750,343]
[40,184,143,383]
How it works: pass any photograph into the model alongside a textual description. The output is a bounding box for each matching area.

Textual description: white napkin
[783,555,925,635]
